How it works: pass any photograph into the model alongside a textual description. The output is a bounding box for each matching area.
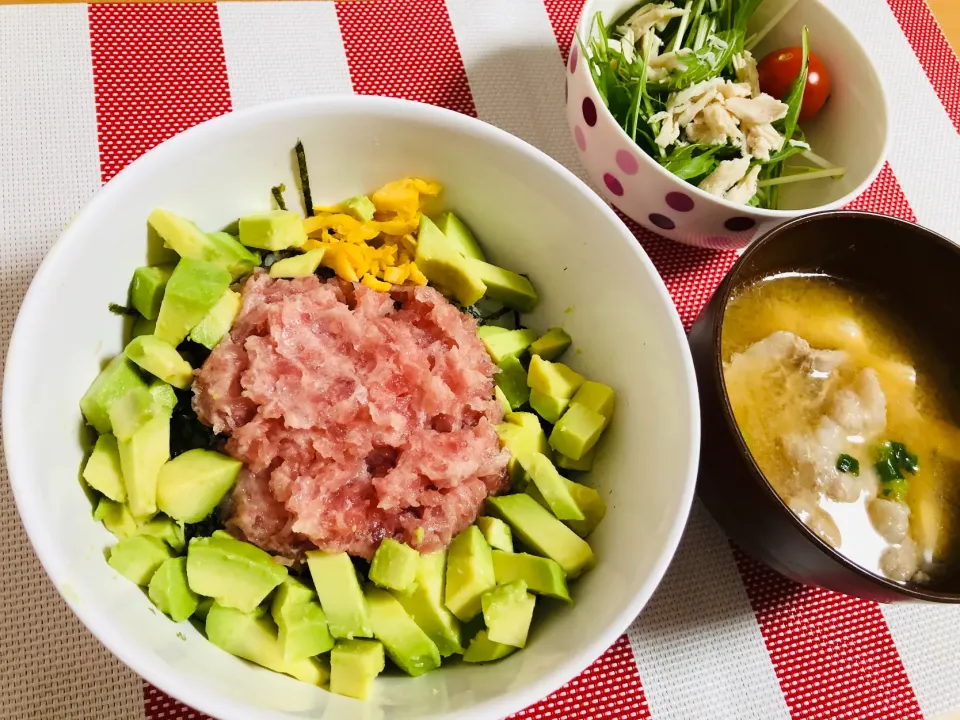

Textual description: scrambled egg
[301,178,439,289]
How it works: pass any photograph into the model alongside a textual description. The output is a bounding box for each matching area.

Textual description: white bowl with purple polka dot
[567,0,889,250]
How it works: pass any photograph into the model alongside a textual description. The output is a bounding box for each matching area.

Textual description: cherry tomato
[757,47,832,122]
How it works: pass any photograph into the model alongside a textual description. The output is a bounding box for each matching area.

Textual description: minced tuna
[193,271,510,560]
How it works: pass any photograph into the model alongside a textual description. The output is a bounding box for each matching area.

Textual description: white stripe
[822,0,960,239]
[626,503,792,720]
[218,1,353,110]
[445,0,587,181]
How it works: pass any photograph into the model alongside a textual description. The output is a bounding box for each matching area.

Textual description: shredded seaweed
[183,505,225,543]
[261,249,298,269]
[108,303,139,317]
[295,140,314,217]
[271,183,287,211]
[169,387,222,459]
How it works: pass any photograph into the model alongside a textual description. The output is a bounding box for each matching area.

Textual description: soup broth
[722,274,959,584]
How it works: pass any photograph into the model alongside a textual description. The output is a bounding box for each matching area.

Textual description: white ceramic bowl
[3,97,699,720]
[567,0,889,250]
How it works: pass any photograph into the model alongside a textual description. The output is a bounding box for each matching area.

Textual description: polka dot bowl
[567,0,889,250]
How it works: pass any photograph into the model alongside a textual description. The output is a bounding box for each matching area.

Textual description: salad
[584,0,843,207]
[78,143,614,699]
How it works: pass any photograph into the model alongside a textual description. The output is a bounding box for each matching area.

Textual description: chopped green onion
[890,441,919,474]
[294,140,314,218]
[881,478,909,504]
[836,454,860,476]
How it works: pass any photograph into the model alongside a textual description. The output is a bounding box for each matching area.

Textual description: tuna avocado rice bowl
[76,143,617,698]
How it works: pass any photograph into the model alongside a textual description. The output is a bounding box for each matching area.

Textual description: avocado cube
[494,386,512,414]
[436,211,486,261]
[83,434,126,502]
[206,231,262,279]
[80,355,148,434]
[414,216,486,306]
[271,578,335,661]
[108,387,161,442]
[462,629,516,663]
[505,411,544,435]
[186,535,287,613]
[564,479,607,538]
[124,335,194,389]
[94,498,138,539]
[529,389,569,424]
[206,603,328,686]
[306,551,372,639]
[131,316,157,341]
[268,248,327,279]
[527,356,585,399]
[340,195,377,222]
[482,328,538,365]
[481,580,535,648]
[571,381,615,425]
[330,639,385,700]
[394,550,463,657]
[108,535,175,586]
[495,355,530,410]
[155,258,232,347]
[525,453,585,522]
[462,258,538,312]
[136,514,186,553]
[444,526,496,622]
[369,538,419,595]
[365,587,442,677]
[492,550,570,602]
[477,325,508,340]
[128,265,174,321]
[549,403,606,460]
[157,449,242,524]
[190,289,242,350]
[148,557,199,622]
[118,413,170,519]
[238,210,308,251]
[476,516,513,553]
[148,210,260,279]
[556,447,596,472]
[487,494,595,579]
[529,327,572,361]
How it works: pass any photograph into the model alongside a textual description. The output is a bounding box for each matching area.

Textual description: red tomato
[757,47,832,122]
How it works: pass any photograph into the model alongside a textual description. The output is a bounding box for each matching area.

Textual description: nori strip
[108,303,139,317]
[168,387,223,459]
[271,183,287,210]
[295,140,314,217]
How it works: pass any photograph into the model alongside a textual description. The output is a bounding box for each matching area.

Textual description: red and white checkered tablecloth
[2,1,960,719]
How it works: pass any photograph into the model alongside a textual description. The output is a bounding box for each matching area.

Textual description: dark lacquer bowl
[689,210,960,603]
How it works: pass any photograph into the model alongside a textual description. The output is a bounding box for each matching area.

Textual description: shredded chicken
[618,2,686,39]
[724,164,761,205]
[744,122,784,161]
[698,156,751,196]
[732,51,761,97]
[686,104,743,145]
[725,94,790,125]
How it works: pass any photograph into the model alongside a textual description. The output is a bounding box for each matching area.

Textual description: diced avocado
[506,411,544,434]
[571,381,615,425]
[94,498,138,539]
[330,639,385,700]
[194,597,214,620]
[108,387,160,441]
[482,328,538,365]
[487,494,595,579]
[527,356,585,399]
[494,386,512,414]
[529,389,569,424]
[529,328,572,361]
[271,577,334,661]
[157,449,242,523]
[124,335,193,389]
[131,316,157,340]
[268,248,326,278]
[80,356,147,434]
[306,551,372,639]
[136,514,186,552]
[525,453,584,522]
[495,355,530,410]
[189,289,241,350]
[366,587,441,677]
[462,258,537,312]
[463,630,516,663]
[444,526,496,622]
[341,195,376,222]
[147,379,178,413]
[477,325,508,340]
[129,265,174,320]
[206,603,328,685]
[564,479,607,538]
[549,403,606,460]
[394,550,462,657]
[556,447,596,472]
[414,216,486,306]
[238,210,307,251]
[154,259,231,347]
[108,535,175,586]
[492,550,570,602]
[148,557,199,622]
[496,417,548,490]
[186,534,287,612]
[148,210,261,280]
[476,516,513,553]
[481,580,535,648]
[436,211,486,261]
[369,538,419,595]
[83,434,126,502]
[118,413,170,519]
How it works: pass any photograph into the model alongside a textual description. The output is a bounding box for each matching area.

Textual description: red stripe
[335,0,475,116]
[88,3,231,183]
[886,0,960,133]
[543,0,586,64]
[843,161,918,223]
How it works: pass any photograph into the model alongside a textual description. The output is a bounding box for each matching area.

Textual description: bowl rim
[707,209,960,603]
[2,95,703,719]
[572,0,891,219]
